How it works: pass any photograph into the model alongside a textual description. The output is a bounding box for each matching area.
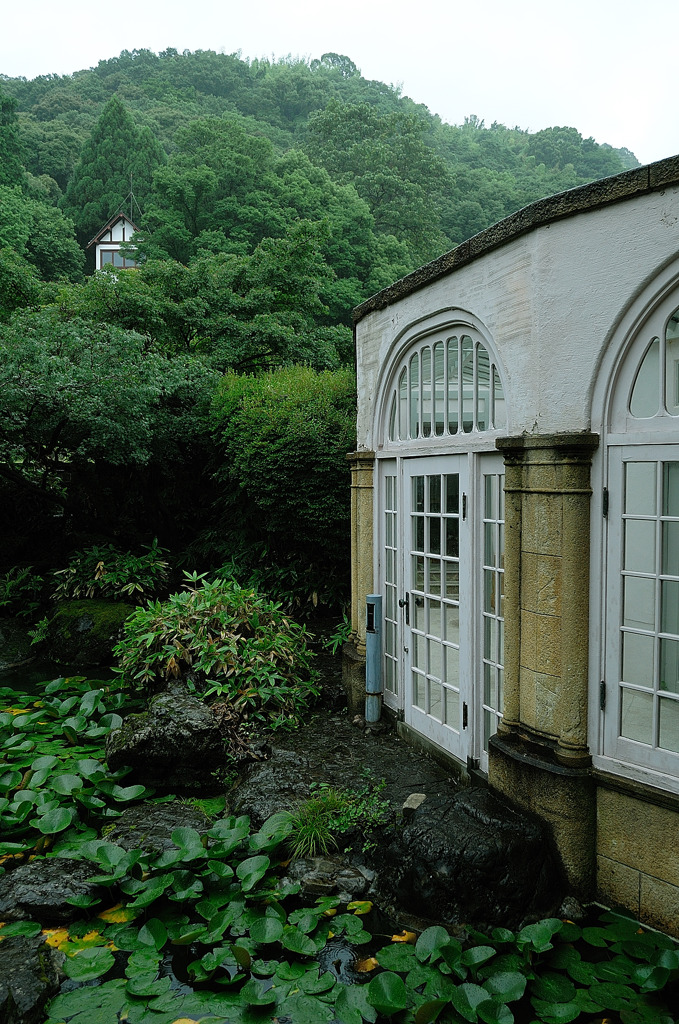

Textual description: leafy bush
[0,564,44,618]
[209,365,356,613]
[53,540,169,603]
[114,573,318,729]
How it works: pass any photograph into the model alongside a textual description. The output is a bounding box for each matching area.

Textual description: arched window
[386,334,506,443]
[602,295,679,783]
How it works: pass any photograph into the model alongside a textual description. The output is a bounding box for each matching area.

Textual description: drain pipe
[365,594,382,723]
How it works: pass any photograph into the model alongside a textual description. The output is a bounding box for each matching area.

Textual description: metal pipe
[365,594,382,723]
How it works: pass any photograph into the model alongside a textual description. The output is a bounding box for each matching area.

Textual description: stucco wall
[356,185,679,448]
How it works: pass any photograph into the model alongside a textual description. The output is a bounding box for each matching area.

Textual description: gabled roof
[86,212,140,250]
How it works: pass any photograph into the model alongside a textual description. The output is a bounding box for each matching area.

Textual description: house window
[388,335,505,442]
[603,296,679,783]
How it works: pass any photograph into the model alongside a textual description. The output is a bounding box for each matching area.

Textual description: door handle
[398,593,410,624]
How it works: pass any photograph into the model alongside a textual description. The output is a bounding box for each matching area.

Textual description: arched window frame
[378,318,508,452]
[590,265,679,794]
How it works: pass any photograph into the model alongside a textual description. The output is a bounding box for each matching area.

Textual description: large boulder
[0,857,107,924]
[372,787,564,930]
[104,800,211,854]
[0,935,63,1024]
[48,599,134,666]
[230,748,313,826]
[105,687,230,793]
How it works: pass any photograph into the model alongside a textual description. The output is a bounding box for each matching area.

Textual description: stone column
[343,451,375,713]
[490,432,599,895]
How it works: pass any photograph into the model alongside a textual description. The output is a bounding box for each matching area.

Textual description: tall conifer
[61,95,165,244]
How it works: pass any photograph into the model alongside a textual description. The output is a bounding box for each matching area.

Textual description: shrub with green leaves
[208,365,356,613]
[0,564,45,618]
[52,540,169,603]
[113,573,319,728]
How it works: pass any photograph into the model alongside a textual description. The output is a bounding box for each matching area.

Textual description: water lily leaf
[483,970,527,1002]
[51,774,84,795]
[415,998,450,1024]
[62,945,115,981]
[241,977,277,1006]
[377,942,417,972]
[0,920,41,938]
[478,998,514,1024]
[348,900,373,916]
[530,998,581,1023]
[249,916,284,944]
[97,903,139,923]
[299,969,336,994]
[335,982,378,1024]
[138,917,168,951]
[236,854,269,891]
[531,972,576,1003]
[416,926,453,961]
[517,919,562,953]
[32,806,76,833]
[281,924,321,956]
[451,983,490,1023]
[126,974,172,997]
[368,971,408,1016]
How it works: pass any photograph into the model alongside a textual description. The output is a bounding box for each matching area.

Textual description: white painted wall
[356,188,679,449]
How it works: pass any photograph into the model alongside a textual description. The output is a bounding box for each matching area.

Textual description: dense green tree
[0,185,83,282]
[0,85,25,187]
[61,95,165,244]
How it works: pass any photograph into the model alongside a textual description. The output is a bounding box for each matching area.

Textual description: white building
[87,212,139,271]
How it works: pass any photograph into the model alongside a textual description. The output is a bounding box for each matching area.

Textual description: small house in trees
[348,154,679,934]
[87,212,138,270]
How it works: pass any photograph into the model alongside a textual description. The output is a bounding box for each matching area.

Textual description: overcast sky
[2,0,677,166]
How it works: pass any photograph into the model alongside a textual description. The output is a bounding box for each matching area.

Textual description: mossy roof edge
[353,154,679,324]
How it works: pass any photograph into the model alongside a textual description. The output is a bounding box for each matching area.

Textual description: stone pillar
[490,432,599,896]
[343,451,375,713]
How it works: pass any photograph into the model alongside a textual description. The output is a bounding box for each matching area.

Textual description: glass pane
[665,309,679,415]
[484,708,496,750]
[446,518,459,558]
[388,394,397,441]
[444,562,459,600]
[429,475,441,514]
[413,672,425,708]
[630,337,660,418]
[434,342,445,435]
[386,548,394,583]
[413,632,423,669]
[484,474,495,520]
[421,347,432,437]
[659,697,679,752]
[409,353,419,438]
[385,619,395,654]
[429,517,441,555]
[622,631,654,686]
[461,335,474,432]
[428,638,443,681]
[623,575,655,630]
[427,558,441,596]
[385,511,394,548]
[413,595,425,630]
[385,587,395,618]
[624,519,656,573]
[414,555,425,591]
[662,521,679,576]
[477,345,490,430]
[445,474,459,514]
[398,369,408,440]
[429,679,442,721]
[445,644,460,689]
[625,462,657,516]
[113,250,125,267]
[493,365,506,428]
[429,599,442,638]
[447,337,459,433]
[484,523,496,567]
[663,463,679,516]
[484,615,497,661]
[484,662,497,708]
[661,580,679,636]
[412,516,424,551]
[484,569,495,613]
[444,684,459,727]
[444,602,459,644]
[101,249,114,264]
[413,476,424,513]
[620,688,653,744]
[660,638,679,693]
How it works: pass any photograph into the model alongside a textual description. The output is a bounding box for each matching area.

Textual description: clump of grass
[286,779,391,859]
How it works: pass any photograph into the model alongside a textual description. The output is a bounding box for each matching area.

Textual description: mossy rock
[48,599,134,666]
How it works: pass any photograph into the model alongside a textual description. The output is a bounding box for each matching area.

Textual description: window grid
[619,460,679,755]
[389,335,505,442]
[383,474,399,696]
[410,473,461,729]
[481,473,505,752]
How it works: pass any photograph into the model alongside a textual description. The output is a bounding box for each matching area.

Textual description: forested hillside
[0,48,640,599]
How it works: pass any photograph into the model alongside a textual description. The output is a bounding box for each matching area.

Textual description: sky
[2,0,677,166]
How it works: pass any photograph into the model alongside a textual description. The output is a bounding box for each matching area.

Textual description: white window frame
[590,268,679,795]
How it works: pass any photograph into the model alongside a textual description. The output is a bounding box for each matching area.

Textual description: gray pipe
[365,594,382,723]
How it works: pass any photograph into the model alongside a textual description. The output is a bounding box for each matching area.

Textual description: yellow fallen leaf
[169,1019,200,1023]
[322,908,337,918]
[355,957,379,972]
[348,900,373,916]
[43,928,70,950]
[391,930,417,943]
[97,903,138,923]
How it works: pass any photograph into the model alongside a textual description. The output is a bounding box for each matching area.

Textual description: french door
[380,453,504,768]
